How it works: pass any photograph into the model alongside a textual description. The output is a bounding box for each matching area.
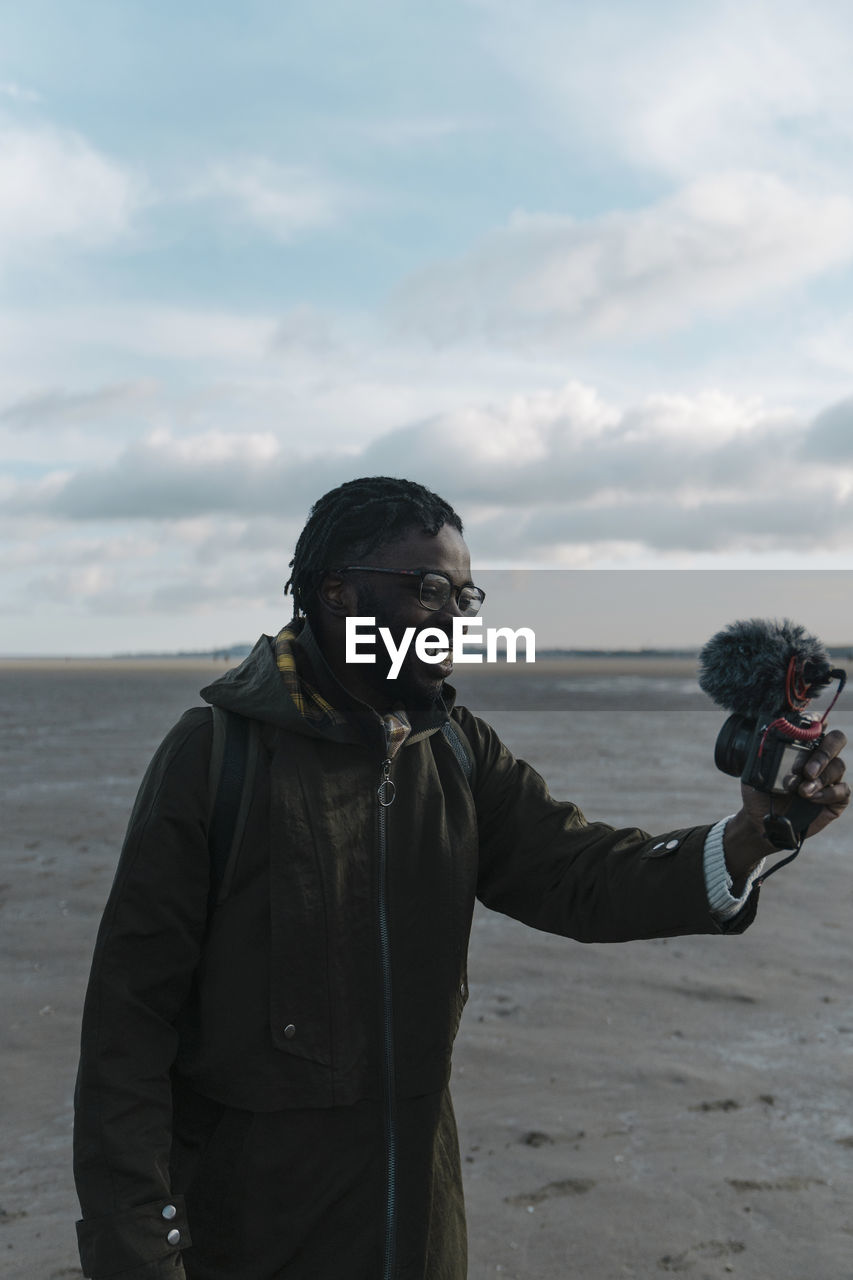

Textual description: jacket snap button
[167,1229,181,1246]
[284,1024,296,1039]
[161,1204,177,1220]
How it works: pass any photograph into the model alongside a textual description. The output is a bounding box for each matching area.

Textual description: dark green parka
[73,623,757,1279]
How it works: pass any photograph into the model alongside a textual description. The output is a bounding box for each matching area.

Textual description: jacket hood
[199,619,456,746]
[200,632,321,732]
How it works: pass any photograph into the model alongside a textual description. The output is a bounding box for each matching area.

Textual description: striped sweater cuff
[703,816,766,921]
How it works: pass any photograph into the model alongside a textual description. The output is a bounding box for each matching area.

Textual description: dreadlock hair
[285,476,464,621]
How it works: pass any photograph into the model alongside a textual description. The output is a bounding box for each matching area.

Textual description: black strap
[758,794,822,883]
[762,794,822,850]
[441,719,474,784]
[208,708,257,908]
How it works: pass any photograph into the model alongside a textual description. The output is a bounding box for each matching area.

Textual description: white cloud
[0,81,41,103]
[0,301,604,467]
[346,115,481,148]
[0,306,283,392]
[142,426,280,465]
[394,172,853,343]
[4,381,852,655]
[0,124,141,262]
[803,313,853,375]
[5,517,291,632]
[0,380,156,430]
[25,427,290,519]
[475,0,853,186]
[807,397,853,461]
[200,156,355,241]
[4,384,851,565]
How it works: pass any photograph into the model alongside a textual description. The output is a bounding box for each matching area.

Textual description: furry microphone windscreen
[697,618,832,718]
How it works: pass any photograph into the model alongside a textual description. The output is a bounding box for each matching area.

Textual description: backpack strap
[207,707,260,908]
[440,718,474,786]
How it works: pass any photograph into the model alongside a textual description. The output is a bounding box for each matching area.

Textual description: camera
[713,709,821,794]
[698,618,846,852]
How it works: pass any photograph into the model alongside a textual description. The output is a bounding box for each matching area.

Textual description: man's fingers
[810,780,850,811]
[785,752,846,794]
[803,729,848,779]
[798,756,846,795]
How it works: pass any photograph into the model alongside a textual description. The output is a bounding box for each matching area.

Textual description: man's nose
[434,596,463,622]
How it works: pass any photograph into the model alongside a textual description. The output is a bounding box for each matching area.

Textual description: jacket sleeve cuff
[703,816,765,921]
[77,1195,191,1278]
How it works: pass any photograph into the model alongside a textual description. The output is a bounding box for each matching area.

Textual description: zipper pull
[377,757,396,807]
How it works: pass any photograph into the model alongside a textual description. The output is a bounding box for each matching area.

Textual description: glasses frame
[340,566,486,615]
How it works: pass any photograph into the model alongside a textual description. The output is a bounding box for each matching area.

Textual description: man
[73,476,849,1280]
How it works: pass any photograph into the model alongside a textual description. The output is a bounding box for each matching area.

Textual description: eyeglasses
[341,566,486,616]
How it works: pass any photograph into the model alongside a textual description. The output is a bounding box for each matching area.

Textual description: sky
[2,0,853,655]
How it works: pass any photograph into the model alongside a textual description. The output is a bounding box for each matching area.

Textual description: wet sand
[1,658,851,1279]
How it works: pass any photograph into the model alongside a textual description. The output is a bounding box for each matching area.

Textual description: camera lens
[714,713,755,777]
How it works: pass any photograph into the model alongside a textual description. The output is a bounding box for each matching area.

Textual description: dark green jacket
[73,624,757,1279]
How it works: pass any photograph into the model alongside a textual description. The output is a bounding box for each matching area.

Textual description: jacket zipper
[377,756,397,1280]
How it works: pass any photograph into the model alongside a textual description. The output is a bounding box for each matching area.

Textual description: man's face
[344,523,474,710]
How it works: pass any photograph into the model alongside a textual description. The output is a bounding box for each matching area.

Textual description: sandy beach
[1,657,851,1279]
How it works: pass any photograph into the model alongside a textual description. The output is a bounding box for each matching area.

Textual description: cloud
[6,515,291,628]
[4,384,851,561]
[802,314,853,376]
[805,397,853,460]
[0,124,141,262]
[355,386,811,514]
[199,156,356,241]
[393,172,853,344]
[35,428,292,520]
[0,381,157,430]
[4,383,851,650]
[346,115,481,148]
[0,124,357,286]
[478,491,853,559]
[0,81,41,103]
[0,305,284,385]
[474,0,853,186]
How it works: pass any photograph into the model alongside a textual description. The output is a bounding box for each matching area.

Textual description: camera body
[699,619,846,853]
[714,710,820,794]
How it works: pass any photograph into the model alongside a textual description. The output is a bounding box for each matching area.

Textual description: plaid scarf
[274,625,346,728]
[381,708,412,760]
[274,624,412,758]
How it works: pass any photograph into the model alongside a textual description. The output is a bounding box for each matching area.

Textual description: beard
[354,585,451,711]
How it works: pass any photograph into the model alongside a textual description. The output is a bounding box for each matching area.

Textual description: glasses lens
[419,573,451,610]
[458,587,484,616]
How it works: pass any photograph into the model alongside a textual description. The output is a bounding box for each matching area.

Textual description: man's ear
[316,570,355,618]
